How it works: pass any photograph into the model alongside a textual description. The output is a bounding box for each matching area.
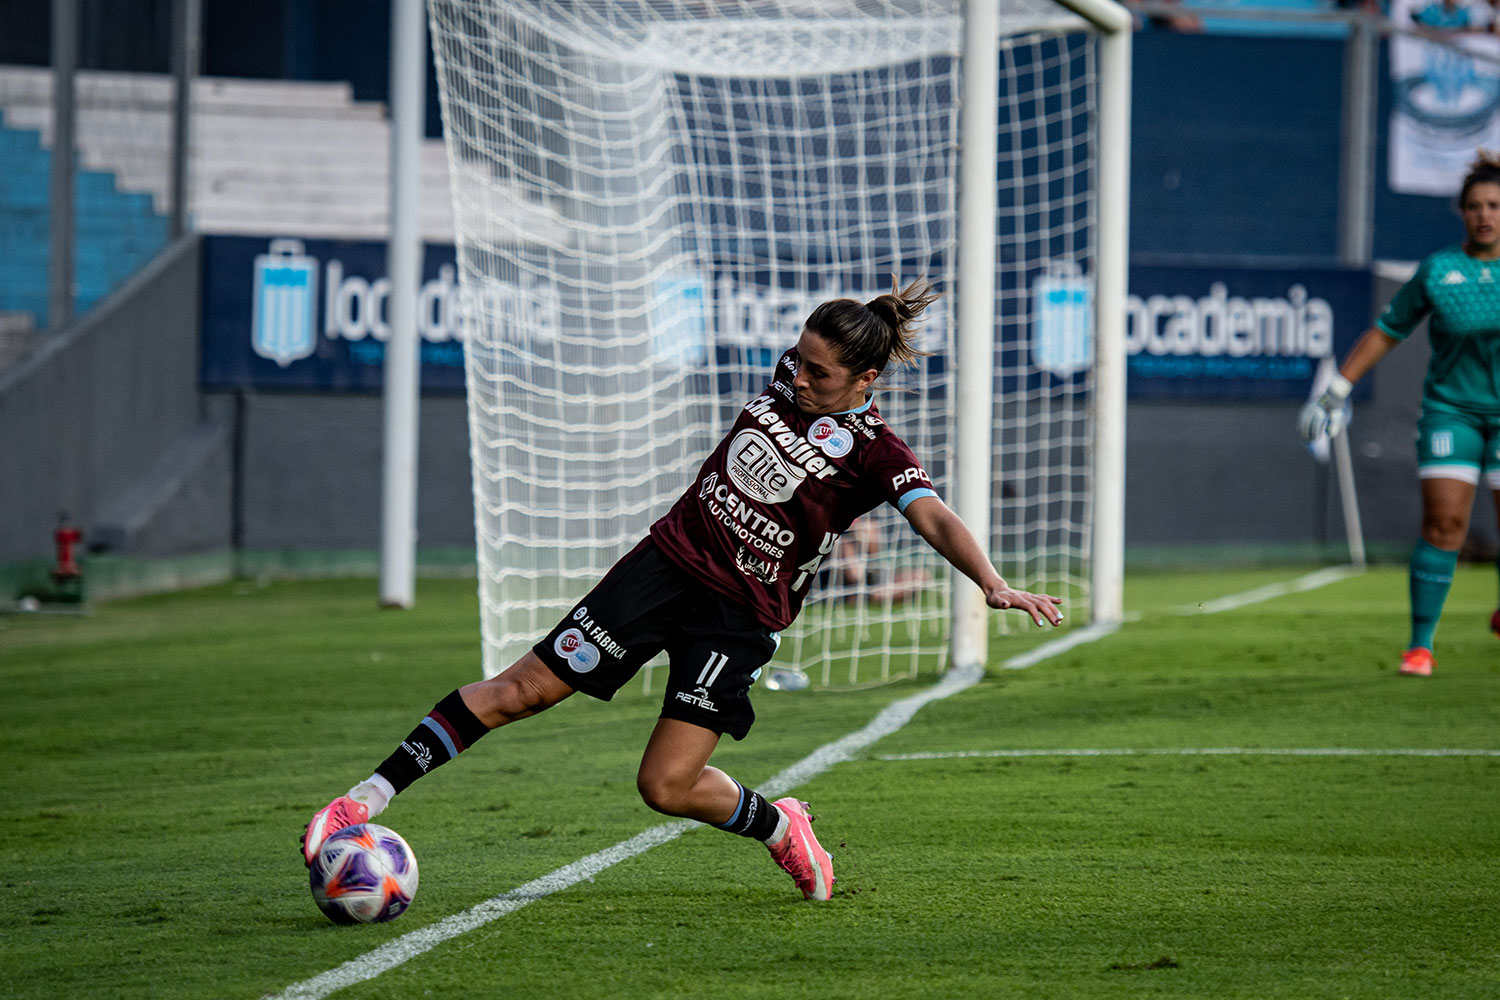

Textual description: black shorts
[533,538,779,741]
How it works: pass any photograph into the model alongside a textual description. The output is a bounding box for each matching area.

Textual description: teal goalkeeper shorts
[1415,399,1500,489]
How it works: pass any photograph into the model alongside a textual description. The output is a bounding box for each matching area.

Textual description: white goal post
[426,0,1130,686]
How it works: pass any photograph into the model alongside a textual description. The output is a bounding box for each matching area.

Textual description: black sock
[375,689,490,794]
[714,781,781,841]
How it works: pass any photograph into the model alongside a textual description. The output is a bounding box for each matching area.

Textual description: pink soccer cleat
[767,798,835,901]
[302,795,369,866]
[1491,608,1500,639]
[1398,647,1435,677]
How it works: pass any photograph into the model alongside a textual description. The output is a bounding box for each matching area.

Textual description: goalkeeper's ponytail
[804,276,938,384]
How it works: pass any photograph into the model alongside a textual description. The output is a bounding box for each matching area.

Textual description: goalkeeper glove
[1297,373,1352,442]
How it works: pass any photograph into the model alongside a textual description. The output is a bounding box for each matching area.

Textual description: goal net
[427,0,1111,685]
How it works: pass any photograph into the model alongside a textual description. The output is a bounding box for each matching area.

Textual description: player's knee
[1420,511,1467,549]
[636,770,691,816]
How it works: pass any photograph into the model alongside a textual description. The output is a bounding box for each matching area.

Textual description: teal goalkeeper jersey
[1376,244,1500,415]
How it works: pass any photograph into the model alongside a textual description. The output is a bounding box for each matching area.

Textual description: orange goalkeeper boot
[1398,647,1435,677]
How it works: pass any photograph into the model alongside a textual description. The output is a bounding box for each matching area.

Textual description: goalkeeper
[1300,151,1500,677]
[303,277,1063,900]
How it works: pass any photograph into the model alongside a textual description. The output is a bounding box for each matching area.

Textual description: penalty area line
[270,627,1104,999]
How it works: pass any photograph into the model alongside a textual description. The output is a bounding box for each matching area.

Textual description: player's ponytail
[804,276,938,383]
[1458,149,1500,208]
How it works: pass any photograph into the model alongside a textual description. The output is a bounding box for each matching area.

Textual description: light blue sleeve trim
[896,487,939,513]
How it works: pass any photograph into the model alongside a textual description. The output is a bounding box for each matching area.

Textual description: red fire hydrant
[53,515,82,582]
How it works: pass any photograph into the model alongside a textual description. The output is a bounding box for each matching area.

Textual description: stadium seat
[0,65,455,336]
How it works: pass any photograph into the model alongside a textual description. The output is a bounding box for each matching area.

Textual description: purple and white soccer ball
[309,823,419,924]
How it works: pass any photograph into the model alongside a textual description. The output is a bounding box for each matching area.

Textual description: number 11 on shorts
[698,652,729,687]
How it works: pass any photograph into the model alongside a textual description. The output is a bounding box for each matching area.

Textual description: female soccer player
[303,278,1064,900]
[1300,151,1500,677]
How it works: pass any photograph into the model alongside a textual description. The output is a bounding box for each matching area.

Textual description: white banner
[1388,0,1500,196]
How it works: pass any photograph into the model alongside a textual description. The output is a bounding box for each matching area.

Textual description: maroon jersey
[649,348,939,630]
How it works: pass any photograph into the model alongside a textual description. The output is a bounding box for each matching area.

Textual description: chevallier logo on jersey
[741,395,841,481]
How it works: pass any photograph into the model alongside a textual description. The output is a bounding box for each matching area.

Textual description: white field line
[269,566,1356,999]
[878,747,1500,761]
[1001,621,1120,669]
[1172,565,1362,617]
[885,568,1474,763]
[1001,566,1360,673]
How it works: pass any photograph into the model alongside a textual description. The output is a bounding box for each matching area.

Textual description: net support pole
[1333,430,1366,568]
[379,0,426,609]
[1057,0,1131,626]
[949,0,1001,673]
[1334,14,1374,570]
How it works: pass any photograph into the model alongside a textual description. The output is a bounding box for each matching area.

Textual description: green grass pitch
[2,566,1498,999]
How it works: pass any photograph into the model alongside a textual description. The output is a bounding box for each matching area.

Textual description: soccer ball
[309,823,419,924]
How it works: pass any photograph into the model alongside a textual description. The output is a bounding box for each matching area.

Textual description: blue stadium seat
[0,110,169,327]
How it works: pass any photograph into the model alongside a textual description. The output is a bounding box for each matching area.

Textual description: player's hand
[985,586,1063,627]
[1298,373,1352,442]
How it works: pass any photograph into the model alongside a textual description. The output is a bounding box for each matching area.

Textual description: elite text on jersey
[649,348,938,629]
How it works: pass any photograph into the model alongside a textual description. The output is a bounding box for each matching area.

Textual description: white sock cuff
[348,773,395,816]
[762,805,789,846]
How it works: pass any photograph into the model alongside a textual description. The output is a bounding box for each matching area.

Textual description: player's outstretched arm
[1336,326,1402,385]
[1298,326,1400,441]
[902,495,1063,627]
